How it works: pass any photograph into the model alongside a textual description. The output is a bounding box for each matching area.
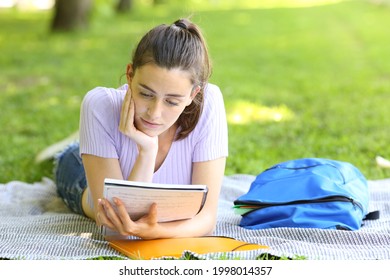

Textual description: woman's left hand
[119,88,158,153]
[96,197,160,240]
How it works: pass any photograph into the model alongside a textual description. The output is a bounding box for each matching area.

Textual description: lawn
[1,0,390,184]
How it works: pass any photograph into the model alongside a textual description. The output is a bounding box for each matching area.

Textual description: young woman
[54,18,228,240]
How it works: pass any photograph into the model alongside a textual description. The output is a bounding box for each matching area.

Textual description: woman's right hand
[97,197,161,240]
[119,88,158,153]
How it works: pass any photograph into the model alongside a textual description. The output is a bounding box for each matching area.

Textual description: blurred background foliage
[1,0,390,183]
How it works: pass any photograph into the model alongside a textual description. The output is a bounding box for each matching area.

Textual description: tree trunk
[152,0,166,5]
[116,0,132,13]
[51,0,93,32]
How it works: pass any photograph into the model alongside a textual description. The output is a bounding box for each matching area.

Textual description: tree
[116,0,132,13]
[51,0,93,32]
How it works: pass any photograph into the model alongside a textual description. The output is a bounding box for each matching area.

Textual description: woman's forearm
[153,211,217,239]
[127,148,158,183]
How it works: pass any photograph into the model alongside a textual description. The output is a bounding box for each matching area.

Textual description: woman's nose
[147,100,163,119]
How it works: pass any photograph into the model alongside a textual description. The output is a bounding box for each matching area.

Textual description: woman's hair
[131,18,212,140]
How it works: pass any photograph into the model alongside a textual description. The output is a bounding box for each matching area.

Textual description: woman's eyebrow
[139,83,156,93]
[139,83,186,98]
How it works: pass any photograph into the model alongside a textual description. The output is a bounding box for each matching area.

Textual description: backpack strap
[364,210,380,221]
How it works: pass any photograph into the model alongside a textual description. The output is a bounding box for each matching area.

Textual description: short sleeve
[192,84,229,162]
[79,87,121,158]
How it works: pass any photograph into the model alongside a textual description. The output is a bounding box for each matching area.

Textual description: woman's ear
[126,64,133,84]
[191,85,201,99]
[187,85,201,106]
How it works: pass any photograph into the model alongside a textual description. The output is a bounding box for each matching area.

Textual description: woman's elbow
[199,213,217,236]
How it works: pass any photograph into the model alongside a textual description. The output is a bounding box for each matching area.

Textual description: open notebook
[103,178,208,223]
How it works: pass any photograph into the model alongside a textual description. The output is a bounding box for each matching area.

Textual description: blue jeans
[54,142,87,216]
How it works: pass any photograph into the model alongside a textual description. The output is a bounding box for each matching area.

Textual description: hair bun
[174,20,187,30]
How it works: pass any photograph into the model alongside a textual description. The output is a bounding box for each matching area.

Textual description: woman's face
[128,63,196,138]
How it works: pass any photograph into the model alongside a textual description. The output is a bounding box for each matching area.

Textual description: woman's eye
[140,92,153,98]
[166,100,179,106]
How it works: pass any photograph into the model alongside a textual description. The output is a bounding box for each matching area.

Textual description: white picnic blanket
[1,175,390,260]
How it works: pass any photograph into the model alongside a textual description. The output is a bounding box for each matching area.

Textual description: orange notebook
[108,236,269,259]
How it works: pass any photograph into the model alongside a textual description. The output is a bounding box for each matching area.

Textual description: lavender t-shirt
[79,83,228,186]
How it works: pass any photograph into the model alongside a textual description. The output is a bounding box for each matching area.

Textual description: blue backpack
[234,158,379,230]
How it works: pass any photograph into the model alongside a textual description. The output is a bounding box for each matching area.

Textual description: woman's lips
[141,118,161,129]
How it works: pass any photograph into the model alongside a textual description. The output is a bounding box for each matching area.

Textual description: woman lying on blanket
[54,18,228,239]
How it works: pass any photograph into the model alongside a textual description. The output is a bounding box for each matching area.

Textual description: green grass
[1,0,390,185]
[2,1,388,260]
[86,252,307,260]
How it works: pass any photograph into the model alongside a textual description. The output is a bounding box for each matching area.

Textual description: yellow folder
[108,236,269,259]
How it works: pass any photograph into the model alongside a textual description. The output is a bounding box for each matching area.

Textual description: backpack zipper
[270,163,347,184]
[239,195,363,216]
